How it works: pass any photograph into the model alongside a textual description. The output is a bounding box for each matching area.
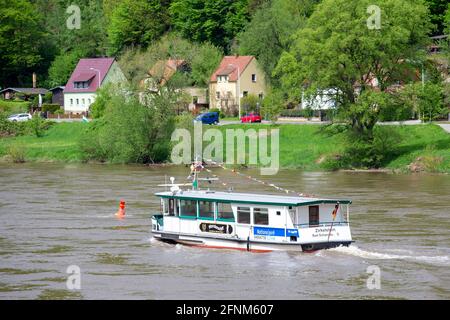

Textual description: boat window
[253,208,269,225]
[198,201,214,219]
[309,206,319,227]
[180,200,197,217]
[217,202,234,221]
[162,198,169,215]
[237,207,251,224]
[168,199,175,216]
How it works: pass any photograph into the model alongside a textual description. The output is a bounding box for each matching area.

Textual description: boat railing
[294,221,349,228]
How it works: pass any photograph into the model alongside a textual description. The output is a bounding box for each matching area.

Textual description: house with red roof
[209,56,267,115]
[63,58,127,113]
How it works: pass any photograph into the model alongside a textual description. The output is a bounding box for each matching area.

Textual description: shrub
[279,108,314,118]
[208,108,223,118]
[81,89,176,163]
[8,144,26,163]
[42,104,61,113]
[0,100,31,115]
[29,115,46,138]
[340,126,402,168]
[261,91,284,123]
[240,94,261,114]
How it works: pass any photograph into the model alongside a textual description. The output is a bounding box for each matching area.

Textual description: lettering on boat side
[199,223,233,234]
[253,227,299,237]
[313,227,337,238]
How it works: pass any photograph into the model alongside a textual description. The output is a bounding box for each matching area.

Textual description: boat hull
[152,230,352,253]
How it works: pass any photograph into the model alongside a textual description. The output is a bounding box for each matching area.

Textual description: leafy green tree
[241,94,261,114]
[417,82,446,121]
[81,86,176,163]
[424,0,449,34]
[0,0,50,87]
[170,0,250,50]
[237,0,317,83]
[276,0,431,136]
[48,50,87,87]
[108,0,171,54]
[261,90,284,122]
[119,34,222,88]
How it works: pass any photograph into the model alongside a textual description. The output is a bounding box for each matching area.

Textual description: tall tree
[108,0,171,55]
[236,0,318,84]
[0,0,52,87]
[275,0,431,136]
[170,0,250,51]
[424,0,449,35]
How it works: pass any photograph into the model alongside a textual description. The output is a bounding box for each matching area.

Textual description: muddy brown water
[0,163,449,299]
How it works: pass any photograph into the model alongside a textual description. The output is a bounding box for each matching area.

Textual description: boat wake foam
[329,245,450,265]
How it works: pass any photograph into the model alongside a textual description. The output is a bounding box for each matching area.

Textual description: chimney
[32,73,37,89]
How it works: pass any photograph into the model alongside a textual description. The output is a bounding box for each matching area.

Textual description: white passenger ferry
[151,166,353,252]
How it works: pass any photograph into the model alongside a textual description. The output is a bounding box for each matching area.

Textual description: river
[0,163,449,299]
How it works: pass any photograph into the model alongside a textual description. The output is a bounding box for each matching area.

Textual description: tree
[170,0,250,51]
[108,0,171,54]
[424,0,449,35]
[276,0,431,137]
[47,50,87,87]
[118,34,222,88]
[0,0,51,87]
[237,0,317,84]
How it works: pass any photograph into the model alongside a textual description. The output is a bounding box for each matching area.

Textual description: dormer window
[218,75,228,83]
[74,81,90,89]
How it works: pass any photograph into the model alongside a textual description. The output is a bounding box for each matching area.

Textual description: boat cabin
[153,190,352,248]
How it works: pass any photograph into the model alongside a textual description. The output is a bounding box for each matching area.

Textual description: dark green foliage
[108,0,171,55]
[0,0,53,87]
[237,0,317,83]
[170,0,250,51]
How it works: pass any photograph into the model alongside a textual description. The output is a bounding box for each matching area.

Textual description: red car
[240,113,262,123]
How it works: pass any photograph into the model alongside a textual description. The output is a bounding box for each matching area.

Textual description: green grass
[0,122,86,162]
[383,124,450,172]
[216,123,450,172]
[0,122,449,172]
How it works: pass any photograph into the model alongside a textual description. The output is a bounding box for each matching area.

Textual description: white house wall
[64,93,96,113]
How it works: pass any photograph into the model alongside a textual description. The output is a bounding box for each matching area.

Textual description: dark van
[195,112,219,125]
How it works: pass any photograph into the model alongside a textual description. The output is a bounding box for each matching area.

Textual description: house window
[253,208,269,225]
[252,74,257,82]
[82,98,85,105]
[88,99,91,105]
[217,202,234,221]
[70,99,73,106]
[76,99,79,105]
[180,200,197,218]
[258,93,264,100]
[216,92,220,99]
[309,206,320,227]
[192,96,198,104]
[74,81,89,89]
[237,207,251,224]
[243,91,248,97]
[198,201,214,220]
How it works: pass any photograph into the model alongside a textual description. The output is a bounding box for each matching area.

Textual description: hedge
[42,103,62,113]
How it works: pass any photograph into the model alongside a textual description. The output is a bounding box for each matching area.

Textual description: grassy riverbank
[0,122,449,172]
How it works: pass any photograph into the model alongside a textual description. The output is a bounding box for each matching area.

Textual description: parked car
[240,113,262,123]
[195,112,219,125]
[7,113,32,122]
